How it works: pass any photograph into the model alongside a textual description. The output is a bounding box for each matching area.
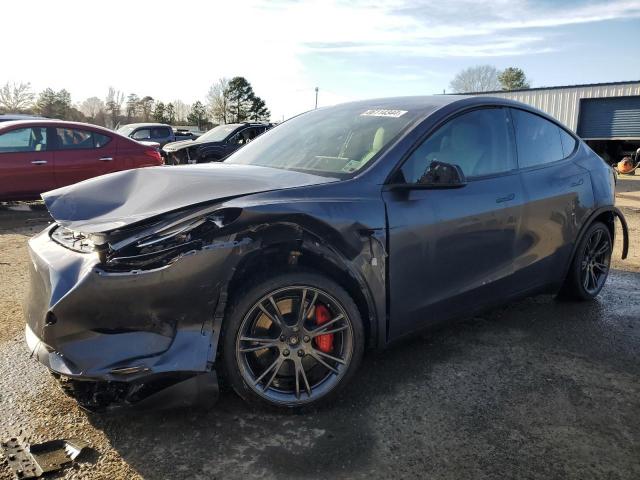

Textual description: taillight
[144,149,163,164]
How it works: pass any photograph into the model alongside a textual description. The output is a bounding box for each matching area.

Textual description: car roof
[0,120,139,141]
[330,95,471,116]
[118,122,172,128]
[0,114,47,121]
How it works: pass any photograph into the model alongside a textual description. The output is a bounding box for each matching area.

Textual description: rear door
[149,126,173,146]
[0,126,55,200]
[509,108,594,290]
[52,127,121,188]
[383,107,525,339]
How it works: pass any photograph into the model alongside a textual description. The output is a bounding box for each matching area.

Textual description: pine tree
[226,77,255,123]
[498,67,530,91]
[187,101,207,129]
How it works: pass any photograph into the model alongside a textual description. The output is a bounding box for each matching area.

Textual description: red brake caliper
[314,304,334,353]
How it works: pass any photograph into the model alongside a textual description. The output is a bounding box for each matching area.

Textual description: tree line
[449,66,530,93]
[0,76,271,130]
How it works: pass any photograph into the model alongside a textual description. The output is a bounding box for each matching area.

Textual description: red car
[0,120,163,201]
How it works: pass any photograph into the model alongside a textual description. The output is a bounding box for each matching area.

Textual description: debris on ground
[1,435,89,479]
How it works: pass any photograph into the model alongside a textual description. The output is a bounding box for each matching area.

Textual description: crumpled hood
[42,163,336,233]
[163,139,202,152]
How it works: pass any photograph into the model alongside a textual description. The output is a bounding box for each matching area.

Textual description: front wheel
[222,272,364,409]
[559,221,612,300]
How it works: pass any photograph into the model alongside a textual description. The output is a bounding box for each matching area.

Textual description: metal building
[475,80,640,164]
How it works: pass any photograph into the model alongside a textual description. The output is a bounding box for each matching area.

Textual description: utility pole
[315,87,319,109]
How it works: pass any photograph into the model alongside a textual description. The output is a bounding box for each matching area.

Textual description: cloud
[2,0,638,120]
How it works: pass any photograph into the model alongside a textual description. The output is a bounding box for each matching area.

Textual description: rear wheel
[560,222,612,300]
[222,272,364,409]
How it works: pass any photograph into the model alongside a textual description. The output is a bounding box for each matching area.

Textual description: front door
[0,126,55,200]
[383,107,524,340]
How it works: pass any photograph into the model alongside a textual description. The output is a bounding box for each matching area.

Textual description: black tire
[221,271,364,410]
[559,221,612,301]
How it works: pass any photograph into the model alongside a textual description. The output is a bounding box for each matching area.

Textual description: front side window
[511,109,564,168]
[132,129,151,140]
[399,108,516,184]
[0,127,47,153]
[56,129,94,150]
[228,130,247,146]
[226,104,422,176]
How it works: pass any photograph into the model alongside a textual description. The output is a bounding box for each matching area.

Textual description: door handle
[99,157,113,161]
[570,178,584,187]
[31,160,47,165]
[496,193,515,203]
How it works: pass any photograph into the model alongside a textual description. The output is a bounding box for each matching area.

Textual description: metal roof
[459,80,640,95]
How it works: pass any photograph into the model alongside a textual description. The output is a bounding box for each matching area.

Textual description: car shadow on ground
[80,269,640,479]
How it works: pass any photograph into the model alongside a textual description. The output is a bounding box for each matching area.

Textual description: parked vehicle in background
[162,122,271,165]
[23,96,628,411]
[174,127,203,142]
[0,120,163,201]
[117,123,175,147]
[0,114,47,122]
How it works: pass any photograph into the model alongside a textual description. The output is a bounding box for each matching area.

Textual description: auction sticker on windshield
[360,109,408,118]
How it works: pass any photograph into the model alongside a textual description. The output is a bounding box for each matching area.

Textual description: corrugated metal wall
[474,82,640,132]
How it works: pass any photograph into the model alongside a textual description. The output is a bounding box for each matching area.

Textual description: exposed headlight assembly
[103,208,241,271]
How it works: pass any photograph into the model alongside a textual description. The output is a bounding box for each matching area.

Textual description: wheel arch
[562,206,629,281]
[222,226,380,350]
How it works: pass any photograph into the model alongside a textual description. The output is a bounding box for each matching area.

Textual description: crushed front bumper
[22,224,237,409]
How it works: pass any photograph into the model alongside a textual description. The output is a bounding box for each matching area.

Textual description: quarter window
[511,109,564,168]
[0,127,47,153]
[400,108,516,184]
[559,128,577,157]
[94,133,111,148]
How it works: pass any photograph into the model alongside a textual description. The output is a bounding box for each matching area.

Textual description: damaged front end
[24,205,249,411]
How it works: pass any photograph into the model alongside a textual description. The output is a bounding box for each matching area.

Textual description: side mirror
[389,161,467,190]
[418,161,466,187]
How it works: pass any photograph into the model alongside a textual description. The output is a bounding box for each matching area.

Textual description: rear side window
[56,128,109,150]
[559,128,577,157]
[511,109,564,168]
[151,127,171,138]
[0,127,47,153]
[400,107,516,183]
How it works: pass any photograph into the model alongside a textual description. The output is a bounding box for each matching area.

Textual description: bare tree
[449,65,501,93]
[171,99,190,124]
[139,96,155,122]
[206,78,230,124]
[0,81,35,112]
[79,97,105,119]
[105,87,125,128]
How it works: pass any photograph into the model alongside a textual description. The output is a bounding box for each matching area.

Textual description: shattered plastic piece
[1,436,89,479]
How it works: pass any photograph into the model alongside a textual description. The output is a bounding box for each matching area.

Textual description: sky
[2,0,640,121]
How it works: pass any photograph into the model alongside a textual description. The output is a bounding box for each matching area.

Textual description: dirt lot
[0,195,639,479]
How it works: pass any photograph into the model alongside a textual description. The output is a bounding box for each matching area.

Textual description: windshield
[117,125,135,136]
[225,104,421,176]
[198,124,240,143]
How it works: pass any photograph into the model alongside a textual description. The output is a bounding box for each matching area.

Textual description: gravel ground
[0,202,639,480]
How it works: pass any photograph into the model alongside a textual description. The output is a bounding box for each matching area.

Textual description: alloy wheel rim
[580,228,611,295]
[235,285,354,405]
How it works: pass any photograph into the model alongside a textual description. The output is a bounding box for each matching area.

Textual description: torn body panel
[24,183,388,409]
